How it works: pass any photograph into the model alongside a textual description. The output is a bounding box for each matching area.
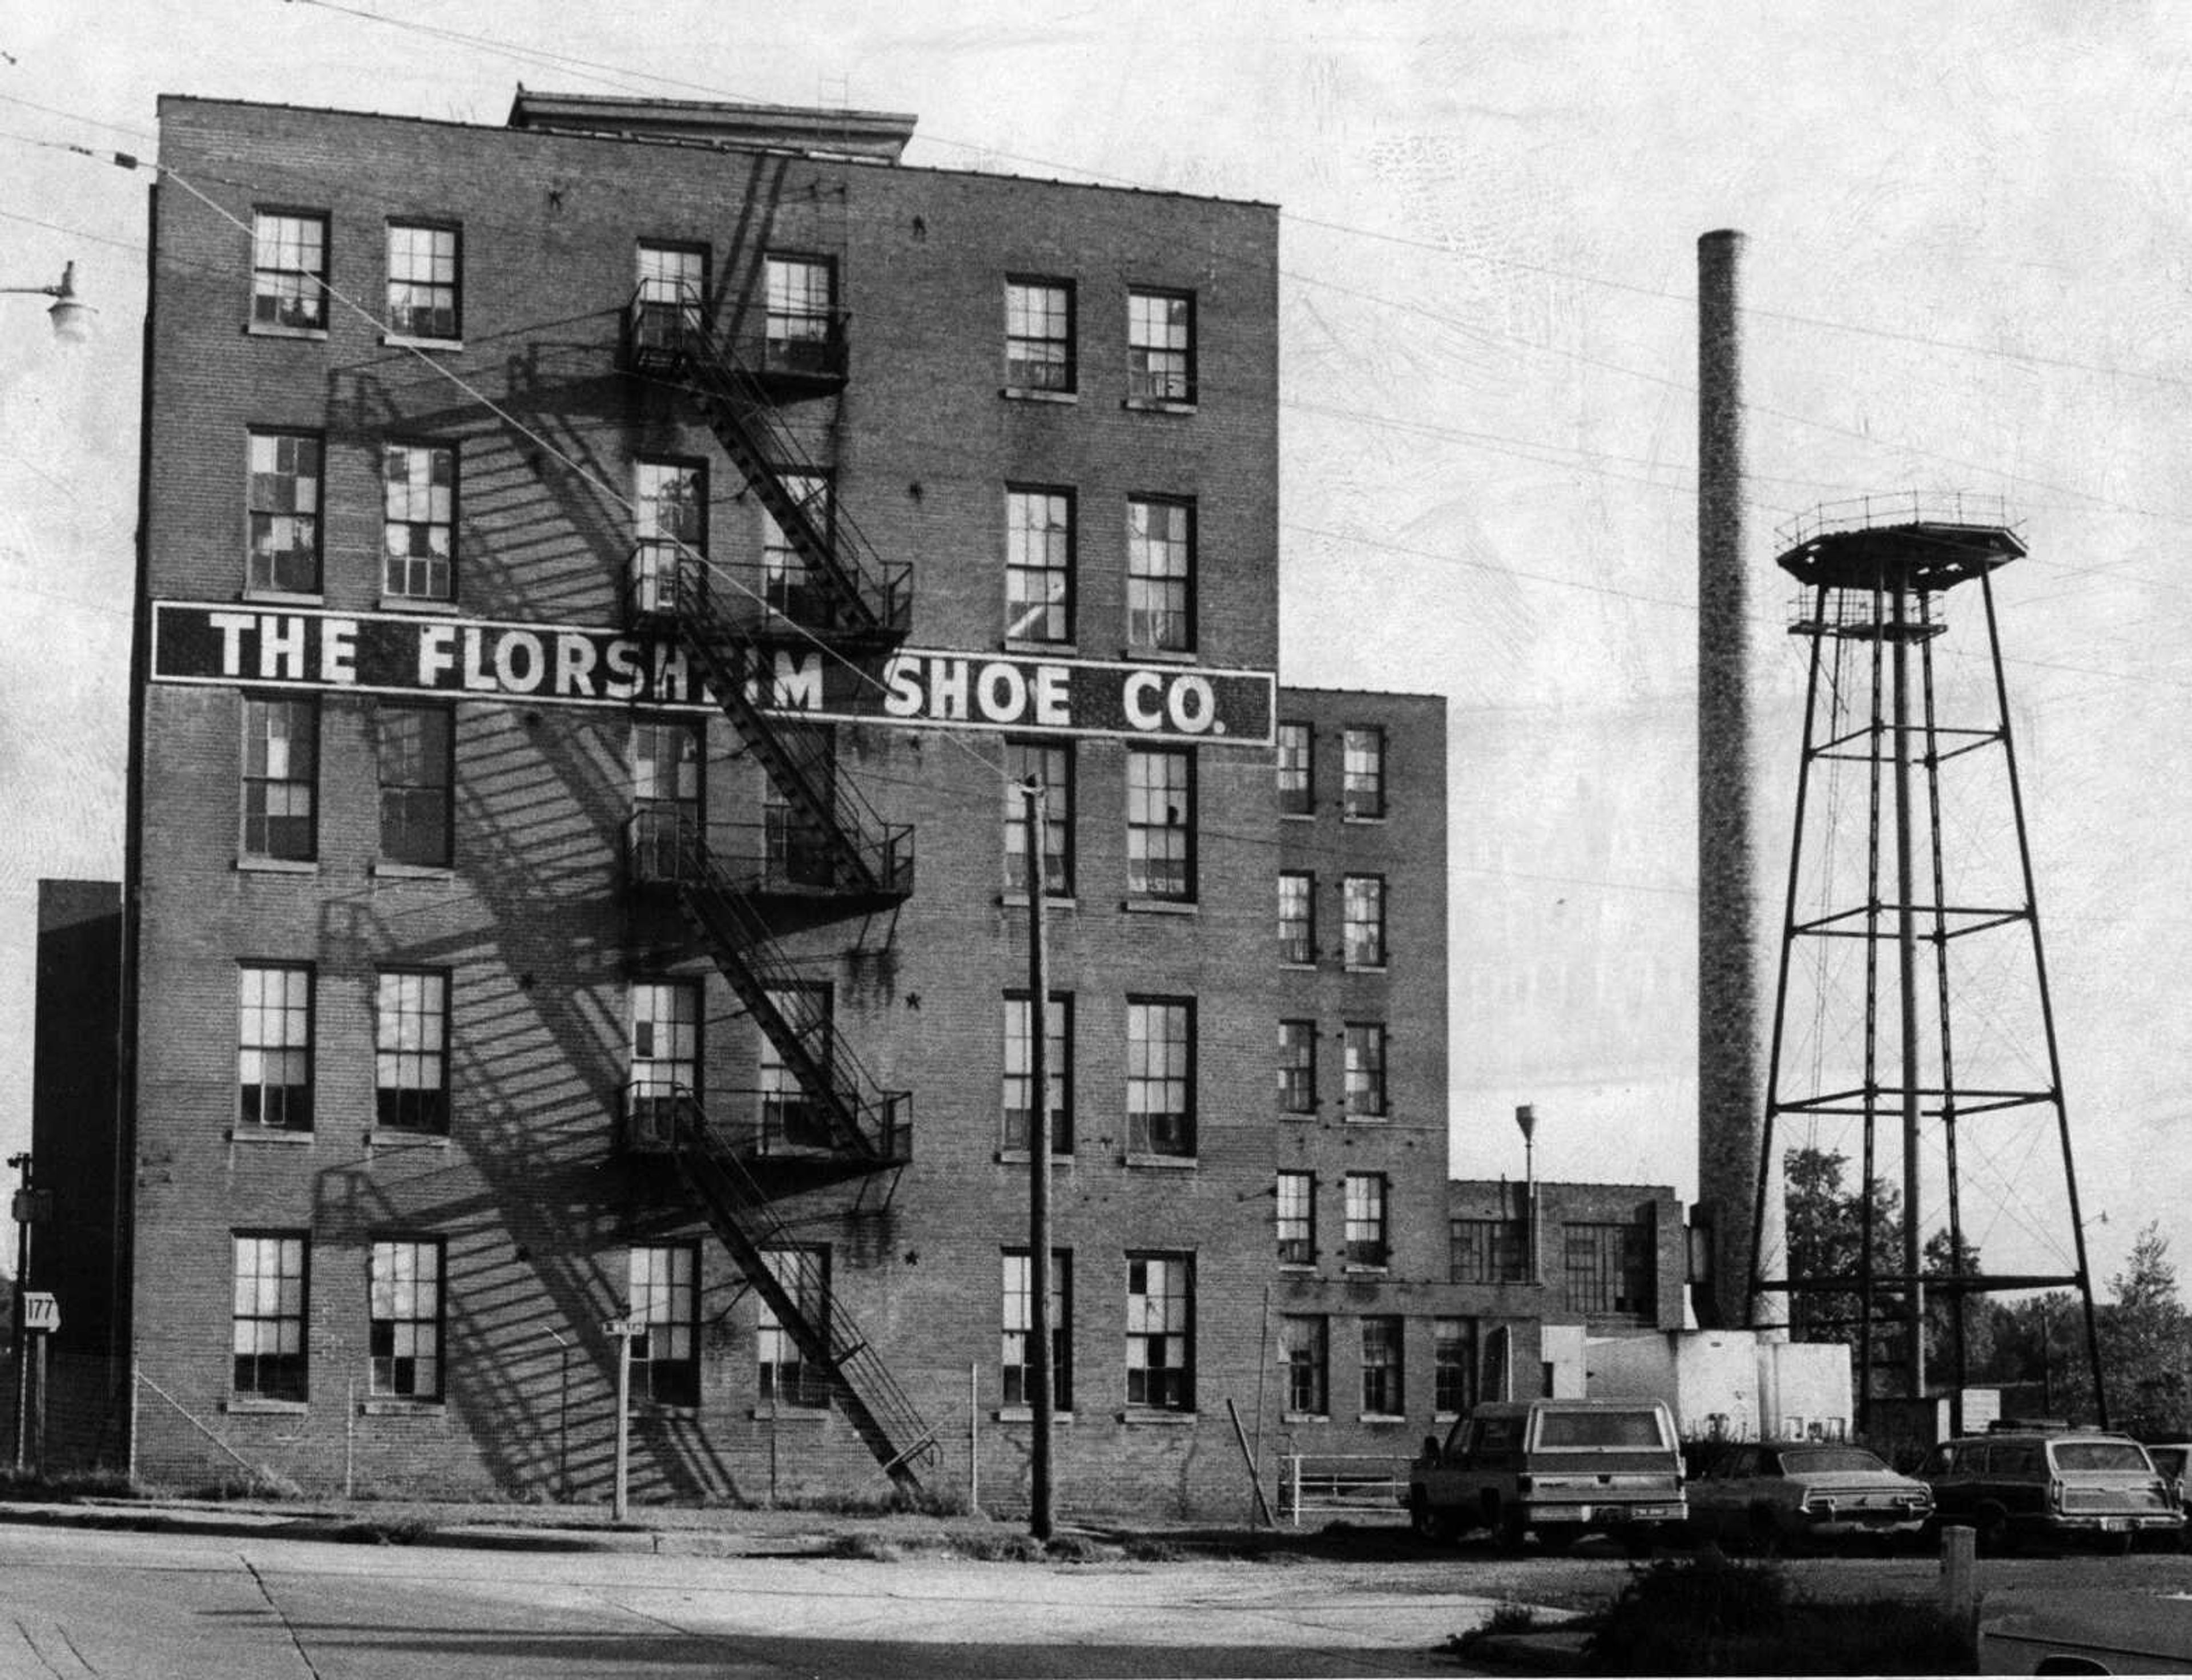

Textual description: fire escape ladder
[664,1093,937,1489]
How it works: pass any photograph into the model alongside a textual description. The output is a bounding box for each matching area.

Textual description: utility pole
[9,1154,31,1472]
[1022,778,1054,1541]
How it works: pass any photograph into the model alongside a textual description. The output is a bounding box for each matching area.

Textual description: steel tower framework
[1748,495,2106,1435]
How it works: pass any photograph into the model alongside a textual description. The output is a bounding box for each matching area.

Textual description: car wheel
[1974,1504,2013,1556]
[1536,1523,1582,1554]
[1409,1492,1454,1546]
[1490,1501,1528,1554]
[1747,1511,1786,1558]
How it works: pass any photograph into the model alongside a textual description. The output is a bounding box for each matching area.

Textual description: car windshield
[2051,1441,2151,1473]
[1776,1448,1887,1475]
[1536,1411,1665,1449]
[2151,1448,2188,1478]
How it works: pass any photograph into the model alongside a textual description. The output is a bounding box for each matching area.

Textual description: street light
[1515,1105,1538,1282]
[0,262,94,345]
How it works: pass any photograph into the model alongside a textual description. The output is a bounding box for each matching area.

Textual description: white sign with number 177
[21,1293,58,1333]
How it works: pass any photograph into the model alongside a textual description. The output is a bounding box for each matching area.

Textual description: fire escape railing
[653,1089,936,1489]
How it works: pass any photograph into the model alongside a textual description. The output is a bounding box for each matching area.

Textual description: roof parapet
[507,86,917,162]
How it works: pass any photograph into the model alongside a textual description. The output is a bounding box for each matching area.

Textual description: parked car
[1981,1589,2192,1673]
[1919,1424,2183,1553]
[1405,1397,1687,1550]
[2146,1443,2190,1506]
[1685,1440,1932,1552]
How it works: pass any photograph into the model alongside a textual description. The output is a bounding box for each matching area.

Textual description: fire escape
[616,267,932,1488]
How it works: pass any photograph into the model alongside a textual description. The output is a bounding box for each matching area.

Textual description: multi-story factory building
[31,89,1492,1513]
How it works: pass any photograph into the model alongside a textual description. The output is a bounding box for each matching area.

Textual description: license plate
[2100,1517,2127,1532]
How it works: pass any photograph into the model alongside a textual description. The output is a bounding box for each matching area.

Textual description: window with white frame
[1003,992,1072,1154]
[634,241,706,347]
[1126,496,1193,652]
[242,696,317,863]
[1127,288,1194,402]
[629,1243,699,1407]
[382,442,456,601]
[1126,1254,1192,1411]
[1126,998,1193,1158]
[1343,1022,1387,1118]
[1281,1315,1327,1416]
[761,470,829,620]
[247,430,322,593]
[632,458,704,617]
[376,703,452,868]
[369,1238,442,1399]
[239,963,313,1131]
[386,223,460,340]
[763,724,836,889]
[1005,278,1074,392]
[1435,1318,1474,1416]
[1279,1019,1317,1114]
[232,1231,308,1399]
[760,984,831,1153]
[1344,1173,1389,1268]
[1343,875,1387,969]
[1005,486,1073,643]
[1001,1248,1071,1409]
[763,254,836,374]
[1360,1316,1404,1416]
[374,970,448,1133]
[758,1246,829,1408]
[251,211,327,331]
[1002,740,1072,896]
[628,981,698,1132]
[1276,1170,1315,1266]
[1278,871,1315,964]
[1342,727,1386,819]
[1275,720,1313,815]
[1126,748,1193,900]
[628,717,701,883]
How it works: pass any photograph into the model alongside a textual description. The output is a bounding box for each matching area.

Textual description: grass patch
[0,1465,152,1503]
[1585,1553,1973,1675]
[1122,1536,1187,1564]
[329,1512,439,1546]
[1447,1598,1557,1659]
[180,1468,305,1503]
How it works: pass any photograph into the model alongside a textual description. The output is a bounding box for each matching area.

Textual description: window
[763,725,835,890]
[1278,872,1315,964]
[629,1243,699,1408]
[1278,1020,1317,1113]
[1126,1254,1192,1411]
[382,442,456,601]
[1342,727,1386,819]
[251,211,327,331]
[1450,1218,1528,1284]
[1276,1171,1315,1266]
[247,431,323,593]
[1126,497,1193,653]
[238,964,312,1131]
[1126,998,1193,1158]
[1343,1023,1387,1118]
[632,458,704,617]
[1280,1316,1328,1416]
[1005,487,1073,643]
[369,1238,442,1399]
[635,242,707,348]
[760,985,832,1153]
[758,1247,829,1408]
[628,981,699,1135]
[1276,721,1312,815]
[1126,748,1194,900]
[763,254,836,375]
[1343,876,1387,969]
[1435,1318,1474,1416]
[386,223,460,340]
[1005,278,1074,392]
[1002,1249,1072,1410]
[629,716,701,882]
[1002,740,1073,895]
[1360,1317,1404,1416]
[376,703,452,868]
[1344,1173,1389,1268]
[1002,992,1072,1154]
[373,970,448,1133]
[232,1232,308,1399]
[1127,288,1195,403]
[761,470,829,621]
[1564,1222,1657,1322]
[242,696,317,863]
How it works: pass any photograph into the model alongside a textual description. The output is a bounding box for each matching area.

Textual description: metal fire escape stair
[662,1091,937,1490]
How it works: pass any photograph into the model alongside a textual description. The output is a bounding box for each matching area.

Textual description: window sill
[1342,1113,1391,1126]
[1279,1262,1317,1275]
[381,332,465,353]
[242,589,326,607]
[1000,385,1077,404]
[1118,1409,1198,1425]
[1122,397,1197,416]
[228,1127,313,1147]
[995,1149,1074,1165]
[375,595,459,615]
[245,322,328,342]
[1002,637,1077,657]
[359,1398,446,1416]
[998,892,1078,910]
[1343,963,1390,977]
[1280,1110,1318,1121]
[1124,1151,1196,1171]
[1120,898,1197,916]
[1279,810,1315,823]
[366,1129,451,1149]
[1358,1413,1408,1426]
[994,1408,1075,1423]
[749,1407,829,1424]
[1282,1412,1329,1426]
[1341,813,1388,825]
[1119,646,1197,664]
[237,856,317,876]
[1344,1263,1391,1277]
[370,861,454,881]
[1279,959,1319,972]
[225,1397,308,1415]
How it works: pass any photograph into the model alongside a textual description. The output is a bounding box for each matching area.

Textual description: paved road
[0,1525,1506,1678]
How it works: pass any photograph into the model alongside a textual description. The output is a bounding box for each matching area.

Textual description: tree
[2102,1223,2188,1438]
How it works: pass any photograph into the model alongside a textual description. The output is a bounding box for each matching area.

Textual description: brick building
[33,89,1498,1513]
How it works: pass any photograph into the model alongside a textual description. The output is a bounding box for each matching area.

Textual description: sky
[2,0,2189,1306]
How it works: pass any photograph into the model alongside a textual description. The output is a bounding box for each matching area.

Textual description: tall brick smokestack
[1695,229,1783,1331]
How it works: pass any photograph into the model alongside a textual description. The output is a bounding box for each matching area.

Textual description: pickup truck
[1405,1397,1688,1550]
